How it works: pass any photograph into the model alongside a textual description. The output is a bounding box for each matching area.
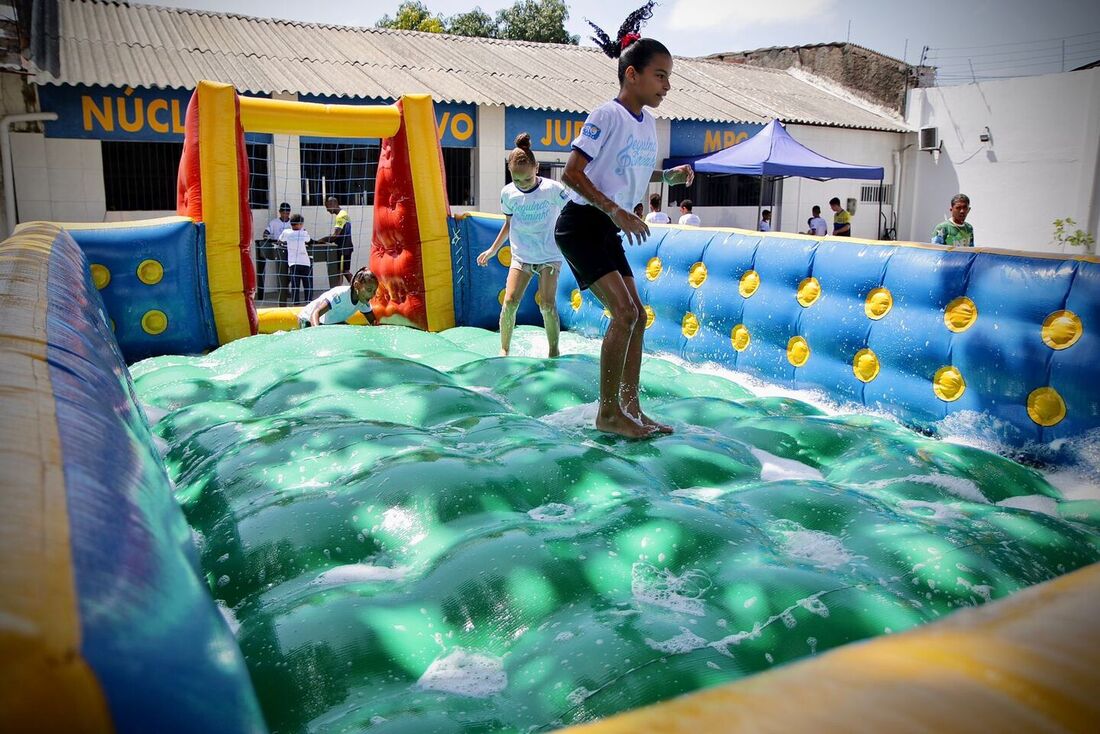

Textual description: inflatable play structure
[3,81,1100,733]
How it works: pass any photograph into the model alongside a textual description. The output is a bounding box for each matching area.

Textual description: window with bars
[668,174,778,207]
[102,141,182,211]
[443,147,475,206]
[246,142,270,209]
[299,141,380,207]
[860,183,894,204]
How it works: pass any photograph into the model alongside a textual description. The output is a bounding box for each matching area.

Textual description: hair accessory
[620,32,641,49]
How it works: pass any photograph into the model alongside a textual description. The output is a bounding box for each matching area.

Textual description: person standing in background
[260,202,292,304]
[931,194,975,247]
[644,193,671,224]
[759,209,771,232]
[830,197,851,237]
[678,199,700,226]
[806,205,828,236]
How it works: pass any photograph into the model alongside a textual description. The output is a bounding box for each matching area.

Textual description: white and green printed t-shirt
[500,177,569,266]
[568,100,658,214]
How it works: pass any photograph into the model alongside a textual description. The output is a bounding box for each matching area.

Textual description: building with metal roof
[2,0,917,272]
[33,0,906,132]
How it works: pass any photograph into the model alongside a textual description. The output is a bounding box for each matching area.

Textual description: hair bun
[514,132,532,149]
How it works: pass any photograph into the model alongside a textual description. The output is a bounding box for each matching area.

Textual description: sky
[141,0,1100,80]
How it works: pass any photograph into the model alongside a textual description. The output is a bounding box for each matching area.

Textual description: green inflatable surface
[132,326,1100,734]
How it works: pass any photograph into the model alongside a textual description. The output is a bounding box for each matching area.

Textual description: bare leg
[588,274,655,438]
[619,276,672,434]
[537,265,561,358]
[499,267,534,356]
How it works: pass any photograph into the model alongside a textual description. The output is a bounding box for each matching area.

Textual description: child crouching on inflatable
[477,133,569,357]
[298,267,379,328]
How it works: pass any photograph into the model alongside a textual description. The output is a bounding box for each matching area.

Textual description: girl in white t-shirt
[477,133,569,357]
[278,214,312,304]
[554,2,693,438]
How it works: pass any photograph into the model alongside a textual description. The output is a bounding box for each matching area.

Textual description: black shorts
[554,202,633,291]
[333,246,353,273]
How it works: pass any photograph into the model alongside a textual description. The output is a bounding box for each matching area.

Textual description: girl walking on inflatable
[477,133,570,357]
[555,2,694,437]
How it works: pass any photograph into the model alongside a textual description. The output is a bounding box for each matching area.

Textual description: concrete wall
[901,68,1100,254]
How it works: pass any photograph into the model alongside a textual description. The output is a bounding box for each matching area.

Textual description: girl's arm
[561,150,649,245]
[477,217,511,266]
[310,300,331,327]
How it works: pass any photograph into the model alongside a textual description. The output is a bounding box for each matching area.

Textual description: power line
[927,29,1100,53]
[927,37,1100,61]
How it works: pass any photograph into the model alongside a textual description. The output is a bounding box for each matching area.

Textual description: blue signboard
[504,108,588,152]
[298,94,476,148]
[37,85,272,144]
[669,119,763,158]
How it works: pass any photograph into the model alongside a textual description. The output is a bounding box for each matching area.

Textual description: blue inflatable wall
[63,217,217,363]
[451,213,545,329]
[0,222,266,732]
[450,217,1098,452]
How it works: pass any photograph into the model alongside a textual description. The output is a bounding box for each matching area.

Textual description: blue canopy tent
[676,119,886,235]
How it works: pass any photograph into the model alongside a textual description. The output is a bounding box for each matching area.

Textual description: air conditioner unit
[919,126,940,151]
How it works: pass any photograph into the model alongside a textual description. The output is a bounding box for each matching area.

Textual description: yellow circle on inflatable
[797,277,821,307]
[109,319,115,332]
[1027,386,1066,427]
[1041,310,1082,350]
[731,324,750,352]
[933,365,966,402]
[682,312,700,338]
[497,246,512,268]
[141,310,168,336]
[603,307,612,318]
[570,289,582,311]
[497,288,506,305]
[688,262,708,289]
[852,348,880,382]
[865,287,893,320]
[787,336,810,367]
[646,257,663,281]
[739,270,760,298]
[534,291,542,307]
[644,305,655,329]
[944,297,978,333]
[137,259,164,285]
[90,263,110,290]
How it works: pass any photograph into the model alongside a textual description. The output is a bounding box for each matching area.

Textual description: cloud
[665,0,835,31]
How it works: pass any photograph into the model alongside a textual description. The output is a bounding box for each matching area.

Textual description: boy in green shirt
[931,194,975,247]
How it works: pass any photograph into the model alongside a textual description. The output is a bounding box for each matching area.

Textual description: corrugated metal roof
[31,0,909,132]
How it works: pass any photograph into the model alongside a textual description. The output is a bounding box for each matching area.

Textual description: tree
[375,1,445,33]
[495,0,579,45]
[447,8,499,38]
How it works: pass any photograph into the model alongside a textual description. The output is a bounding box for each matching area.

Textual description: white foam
[538,402,598,433]
[1044,469,1100,501]
[996,495,1060,518]
[312,564,409,586]
[751,448,824,482]
[777,527,853,570]
[631,562,712,617]
[670,487,727,503]
[567,686,594,706]
[644,627,709,655]
[955,577,993,603]
[417,648,507,698]
[527,503,575,522]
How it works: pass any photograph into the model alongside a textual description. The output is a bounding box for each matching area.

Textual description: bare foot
[596,410,657,439]
[548,348,560,358]
[632,409,674,434]
[499,348,509,356]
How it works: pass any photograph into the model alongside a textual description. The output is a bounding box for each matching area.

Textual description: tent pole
[877,176,884,240]
[757,174,764,232]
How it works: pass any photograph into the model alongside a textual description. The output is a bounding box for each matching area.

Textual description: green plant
[1052,217,1096,254]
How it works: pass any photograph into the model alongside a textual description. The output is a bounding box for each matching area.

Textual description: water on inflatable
[132,325,1100,733]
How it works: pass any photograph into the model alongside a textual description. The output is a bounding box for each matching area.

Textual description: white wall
[902,68,1100,253]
